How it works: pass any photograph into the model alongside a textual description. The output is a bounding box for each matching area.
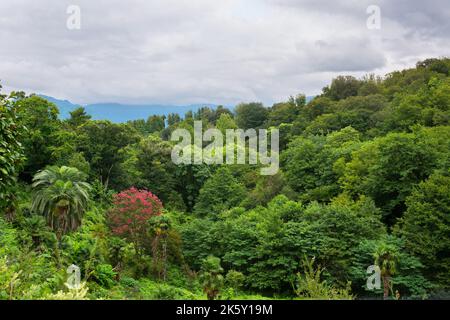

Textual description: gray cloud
[0,0,449,105]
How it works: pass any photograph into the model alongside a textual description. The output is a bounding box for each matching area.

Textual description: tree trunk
[383,276,391,300]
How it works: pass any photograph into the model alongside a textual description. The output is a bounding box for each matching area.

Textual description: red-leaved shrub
[109,187,163,252]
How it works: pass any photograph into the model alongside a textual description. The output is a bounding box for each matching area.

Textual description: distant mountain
[38,95,222,123]
[39,95,316,123]
[85,102,223,123]
[38,95,81,119]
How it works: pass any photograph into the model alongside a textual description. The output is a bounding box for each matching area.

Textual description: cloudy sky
[0,0,449,105]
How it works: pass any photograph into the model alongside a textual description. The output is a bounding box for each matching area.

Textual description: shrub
[108,187,163,255]
[294,257,353,300]
[92,264,116,288]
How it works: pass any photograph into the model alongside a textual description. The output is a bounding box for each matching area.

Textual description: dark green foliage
[350,236,431,299]
[0,91,25,212]
[15,95,60,180]
[294,257,353,300]
[76,120,139,189]
[322,76,361,101]
[267,98,303,127]
[395,174,450,289]
[67,107,91,128]
[147,115,166,133]
[234,102,269,129]
[130,136,180,207]
[167,113,181,126]
[183,195,385,294]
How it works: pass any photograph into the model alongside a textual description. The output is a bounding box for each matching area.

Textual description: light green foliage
[341,127,449,224]
[200,256,224,300]
[294,257,353,300]
[61,207,109,280]
[225,270,245,295]
[138,279,201,300]
[0,214,21,257]
[44,282,89,300]
[304,95,387,135]
[216,113,237,134]
[283,126,361,202]
[0,257,22,300]
[194,167,246,217]
[67,107,91,128]
[92,264,117,288]
[0,216,59,300]
[17,214,57,250]
[243,172,293,208]
[382,78,450,132]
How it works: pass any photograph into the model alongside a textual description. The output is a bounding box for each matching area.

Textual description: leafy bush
[44,282,89,300]
[294,258,353,300]
[92,264,116,288]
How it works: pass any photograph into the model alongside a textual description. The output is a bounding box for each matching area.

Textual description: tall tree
[322,76,361,101]
[77,120,139,188]
[146,115,166,133]
[15,95,60,180]
[108,187,163,257]
[342,129,446,224]
[234,102,268,129]
[395,173,450,288]
[373,242,398,299]
[194,167,246,217]
[200,256,224,300]
[67,107,91,128]
[0,90,25,216]
[31,166,91,238]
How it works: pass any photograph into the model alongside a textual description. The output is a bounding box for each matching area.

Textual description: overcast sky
[0,0,449,105]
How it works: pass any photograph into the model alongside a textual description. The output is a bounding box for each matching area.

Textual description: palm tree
[374,243,398,300]
[31,166,91,238]
[148,215,171,281]
[200,256,224,300]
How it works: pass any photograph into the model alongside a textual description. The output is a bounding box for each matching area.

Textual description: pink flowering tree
[109,187,163,256]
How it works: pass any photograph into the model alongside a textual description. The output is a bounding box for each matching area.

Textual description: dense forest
[0,58,449,300]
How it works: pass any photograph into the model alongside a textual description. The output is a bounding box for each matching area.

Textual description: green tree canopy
[234,102,269,129]
[194,167,246,217]
[395,173,450,288]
